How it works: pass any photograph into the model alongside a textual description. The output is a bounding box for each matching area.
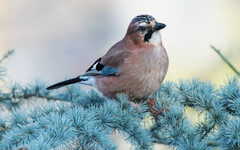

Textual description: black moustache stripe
[144,30,154,42]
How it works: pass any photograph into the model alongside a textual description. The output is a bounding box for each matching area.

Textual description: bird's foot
[149,98,169,120]
[129,101,141,110]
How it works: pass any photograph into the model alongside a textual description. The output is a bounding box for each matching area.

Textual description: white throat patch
[149,31,162,45]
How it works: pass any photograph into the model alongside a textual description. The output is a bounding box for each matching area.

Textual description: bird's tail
[46,77,81,90]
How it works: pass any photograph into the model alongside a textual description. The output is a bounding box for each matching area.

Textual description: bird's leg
[129,101,141,109]
[18,147,28,150]
[149,98,169,121]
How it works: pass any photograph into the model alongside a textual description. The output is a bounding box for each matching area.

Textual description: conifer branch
[210,45,240,76]
[0,50,240,149]
[0,50,14,64]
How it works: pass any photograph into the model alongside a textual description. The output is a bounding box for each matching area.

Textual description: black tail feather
[46,77,81,90]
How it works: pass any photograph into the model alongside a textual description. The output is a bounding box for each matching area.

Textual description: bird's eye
[138,26,146,32]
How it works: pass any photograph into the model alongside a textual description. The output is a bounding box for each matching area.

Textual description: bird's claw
[149,98,169,121]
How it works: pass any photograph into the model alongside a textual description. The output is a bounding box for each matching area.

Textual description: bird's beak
[154,22,166,31]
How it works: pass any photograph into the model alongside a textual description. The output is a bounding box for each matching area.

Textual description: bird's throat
[148,31,162,45]
[144,30,162,45]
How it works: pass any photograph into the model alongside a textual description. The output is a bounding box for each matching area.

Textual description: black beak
[154,22,166,31]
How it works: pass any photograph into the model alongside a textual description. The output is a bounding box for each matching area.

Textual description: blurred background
[1,0,240,84]
[0,0,240,149]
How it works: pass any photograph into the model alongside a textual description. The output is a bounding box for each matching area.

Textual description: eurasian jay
[47,14,169,102]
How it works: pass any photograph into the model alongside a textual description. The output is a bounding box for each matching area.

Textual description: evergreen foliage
[0,50,240,150]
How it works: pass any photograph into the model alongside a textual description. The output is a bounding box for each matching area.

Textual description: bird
[47,14,169,102]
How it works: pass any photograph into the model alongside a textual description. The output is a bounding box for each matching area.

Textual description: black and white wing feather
[46,58,119,90]
[83,58,119,77]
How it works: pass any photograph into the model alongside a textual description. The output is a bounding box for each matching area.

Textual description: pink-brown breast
[95,45,169,100]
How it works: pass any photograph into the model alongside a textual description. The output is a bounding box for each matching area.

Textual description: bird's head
[126,15,166,46]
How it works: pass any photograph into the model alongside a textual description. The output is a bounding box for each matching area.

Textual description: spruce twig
[0,50,15,64]
[210,45,240,76]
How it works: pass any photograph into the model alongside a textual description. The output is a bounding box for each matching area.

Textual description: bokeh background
[0,0,240,149]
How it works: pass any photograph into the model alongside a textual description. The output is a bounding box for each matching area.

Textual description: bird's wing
[82,57,119,77]
[47,41,129,90]
[82,41,129,77]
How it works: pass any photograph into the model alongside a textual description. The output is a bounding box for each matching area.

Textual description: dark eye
[138,26,146,32]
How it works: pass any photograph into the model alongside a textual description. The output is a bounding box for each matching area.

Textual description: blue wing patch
[84,58,119,76]
[101,66,119,76]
